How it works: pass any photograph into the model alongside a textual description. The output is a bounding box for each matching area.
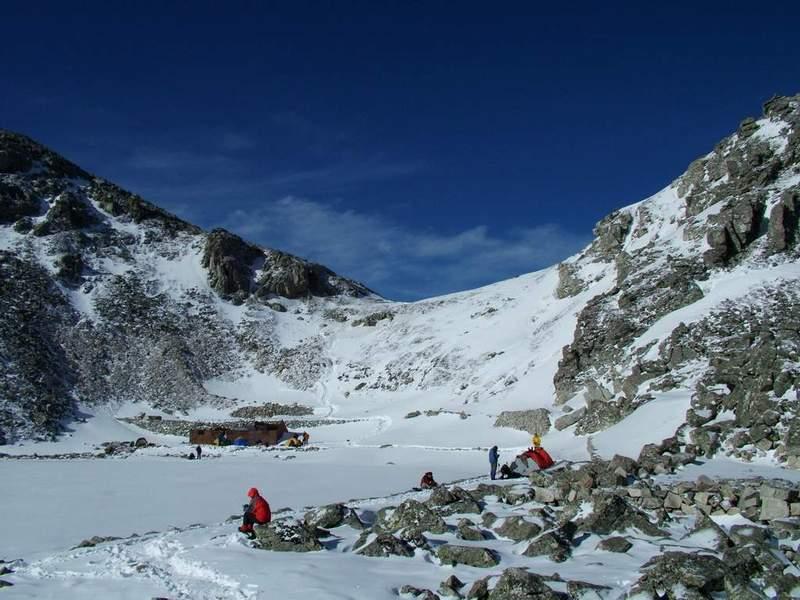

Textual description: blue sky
[3,2,799,300]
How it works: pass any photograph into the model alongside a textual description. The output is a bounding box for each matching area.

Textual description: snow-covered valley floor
[3,413,800,599]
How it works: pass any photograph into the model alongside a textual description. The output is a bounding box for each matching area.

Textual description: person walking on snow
[195,445,202,460]
[239,487,271,537]
[489,445,499,480]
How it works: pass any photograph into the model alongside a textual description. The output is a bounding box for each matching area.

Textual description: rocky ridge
[245,455,800,599]
[0,131,372,442]
[550,95,800,465]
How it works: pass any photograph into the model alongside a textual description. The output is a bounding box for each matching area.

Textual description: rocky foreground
[250,452,800,599]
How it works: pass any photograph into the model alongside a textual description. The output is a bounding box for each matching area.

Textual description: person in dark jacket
[195,445,202,460]
[239,487,271,537]
[420,472,438,489]
[489,445,499,480]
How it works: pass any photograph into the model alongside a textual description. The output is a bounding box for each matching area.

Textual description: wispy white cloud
[126,149,240,171]
[222,197,589,300]
[260,159,423,188]
[221,132,257,151]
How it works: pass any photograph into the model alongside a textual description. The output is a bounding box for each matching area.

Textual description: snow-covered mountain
[1,94,799,470]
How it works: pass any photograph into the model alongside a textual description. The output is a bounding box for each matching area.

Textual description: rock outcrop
[550,94,800,456]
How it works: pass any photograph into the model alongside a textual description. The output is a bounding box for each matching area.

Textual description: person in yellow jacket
[532,433,542,448]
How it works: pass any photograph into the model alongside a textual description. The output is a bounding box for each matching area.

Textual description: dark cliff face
[201,228,372,304]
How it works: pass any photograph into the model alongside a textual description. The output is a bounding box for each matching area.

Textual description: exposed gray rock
[397,527,431,550]
[565,581,613,599]
[456,519,487,541]
[465,577,489,600]
[202,229,263,300]
[304,503,363,530]
[427,486,482,516]
[521,529,572,562]
[494,409,551,435]
[355,532,414,558]
[493,516,542,542]
[759,498,790,521]
[554,407,586,431]
[488,568,560,600]
[253,518,323,552]
[596,536,632,553]
[399,585,440,600]
[374,499,448,534]
[631,551,732,597]
[438,575,465,598]
[436,545,498,568]
[73,535,122,549]
[767,189,799,254]
[580,494,666,537]
[589,210,633,260]
[351,310,394,327]
[556,262,586,299]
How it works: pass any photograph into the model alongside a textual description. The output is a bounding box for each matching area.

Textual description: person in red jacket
[239,487,271,536]
[419,471,438,489]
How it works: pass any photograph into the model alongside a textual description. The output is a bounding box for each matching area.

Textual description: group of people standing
[489,433,553,479]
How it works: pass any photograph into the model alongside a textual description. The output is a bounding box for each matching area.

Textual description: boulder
[488,568,560,600]
[427,486,482,516]
[608,454,638,476]
[375,499,448,534]
[521,531,571,562]
[305,503,362,530]
[493,516,542,542]
[73,535,122,549]
[554,407,586,431]
[355,532,414,558]
[397,527,432,550]
[494,409,551,435]
[631,551,731,597]
[596,536,632,553]
[436,545,499,568]
[399,585,440,600]
[465,577,489,600]
[565,581,614,599]
[728,524,770,547]
[759,498,790,521]
[580,494,667,537]
[456,519,486,541]
[253,518,322,552]
[481,512,498,528]
[438,575,465,598]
